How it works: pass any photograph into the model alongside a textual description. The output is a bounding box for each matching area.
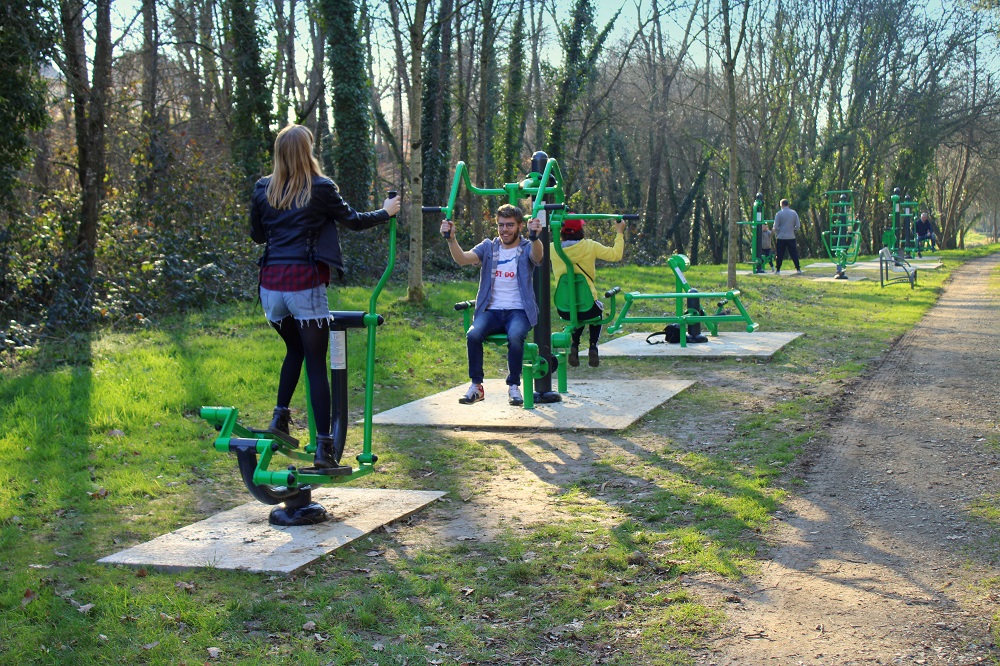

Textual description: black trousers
[775,238,800,271]
[557,302,603,347]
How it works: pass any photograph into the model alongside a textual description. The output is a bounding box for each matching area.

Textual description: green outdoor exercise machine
[821,190,862,279]
[605,254,758,347]
[423,151,638,408]
[737,192,774,274]
[884,188,920,259]
[200,193,398,526]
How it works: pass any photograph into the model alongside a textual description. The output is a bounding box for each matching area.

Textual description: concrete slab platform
[97,488,445,573]
[807,260,942,271]
[371,379,694,431]
[726,269,807,277]
[600,331,803,358]
[810,274,871,282]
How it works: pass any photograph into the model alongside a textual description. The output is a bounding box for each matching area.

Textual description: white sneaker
[458,383,484,404]
[507,385,524,406]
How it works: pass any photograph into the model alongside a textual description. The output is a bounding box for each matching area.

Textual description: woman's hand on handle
[614,220,626,234]
[382,194,401,217]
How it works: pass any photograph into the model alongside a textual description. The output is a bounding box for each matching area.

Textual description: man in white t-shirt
[441,205,543,405]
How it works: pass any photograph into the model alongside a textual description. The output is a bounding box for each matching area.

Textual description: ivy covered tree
[0,0,53,207]
[421,0,454,208]
[493,0,526,184]
[227,0,273,184]
[546,0,618,161]
[321,0,374,209]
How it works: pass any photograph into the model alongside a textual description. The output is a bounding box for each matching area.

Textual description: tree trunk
[61,0,112,275]
[406,0,431,302]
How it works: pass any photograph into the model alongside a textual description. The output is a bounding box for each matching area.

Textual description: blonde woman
[250,124,400,474]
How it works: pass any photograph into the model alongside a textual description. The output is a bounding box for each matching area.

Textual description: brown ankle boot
[569,345,580,367]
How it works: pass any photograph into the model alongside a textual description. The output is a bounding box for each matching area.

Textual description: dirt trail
[711,254,1000,664]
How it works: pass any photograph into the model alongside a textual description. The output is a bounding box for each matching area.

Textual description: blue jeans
[466,309,531,386]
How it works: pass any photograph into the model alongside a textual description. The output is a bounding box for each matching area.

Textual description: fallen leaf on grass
[136,568,147,578]
[140,642,158,650]
[206,647,221,659]
[460,587,474,596]
[303,621,316,631]
[77,603,95,614]
[107,430,125,437]
[88,488,110,500]
[365,550,384,557]
[174,581,196,593]
[28,564,51,569]
[22,589,37,606]
[372,642,385,652]
[97,634,108,642]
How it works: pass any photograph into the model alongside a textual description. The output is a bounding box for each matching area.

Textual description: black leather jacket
[250,176,389,278]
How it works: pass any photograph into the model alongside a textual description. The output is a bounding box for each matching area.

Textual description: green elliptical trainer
[821,190,862,279]
[200,191,399,527]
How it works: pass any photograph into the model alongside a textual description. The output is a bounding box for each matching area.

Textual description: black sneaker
[588,345,600,367]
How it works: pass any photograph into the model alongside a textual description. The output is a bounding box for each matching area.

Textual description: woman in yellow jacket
[551,217,625,367]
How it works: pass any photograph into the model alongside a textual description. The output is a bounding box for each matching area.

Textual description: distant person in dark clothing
[915,212,938,255]
[772,199,802,274]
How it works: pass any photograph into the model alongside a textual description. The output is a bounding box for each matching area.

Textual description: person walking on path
[251,124,400,474]
[440,205,543,406]
[772,198,802,274]
[551,217,625,367]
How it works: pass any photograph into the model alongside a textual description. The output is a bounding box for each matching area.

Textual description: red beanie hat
[562,218,584,233]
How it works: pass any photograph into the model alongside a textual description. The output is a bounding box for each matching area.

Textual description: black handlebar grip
[388,190,397,199]
[543,203,566,211]
[454,300,475,311]
[421,206,443,213]
[622,214,640,221]
[605,286,622,298]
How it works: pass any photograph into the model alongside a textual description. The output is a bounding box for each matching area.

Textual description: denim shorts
[259,285,330,325]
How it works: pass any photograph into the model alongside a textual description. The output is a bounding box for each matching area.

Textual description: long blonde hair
[266,124,326,209]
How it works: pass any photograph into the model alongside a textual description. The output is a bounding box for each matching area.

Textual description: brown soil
[400,254,1000,664]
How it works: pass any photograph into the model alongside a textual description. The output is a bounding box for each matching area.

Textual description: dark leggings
[558,303,603,347]
[775,238,800,270]
[270,316,331,435]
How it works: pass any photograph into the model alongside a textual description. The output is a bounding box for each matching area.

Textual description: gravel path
[712,253,1000,664]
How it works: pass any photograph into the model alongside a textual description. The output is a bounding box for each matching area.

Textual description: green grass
[1,245,997,664]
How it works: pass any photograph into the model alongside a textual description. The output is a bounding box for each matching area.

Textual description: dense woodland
[3,0,1000,354]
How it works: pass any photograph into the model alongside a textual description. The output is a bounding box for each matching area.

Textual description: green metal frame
[549,216,625,393]
[200,215,398,494]
[605,254,758,347]
[737,193,774,274]
[821,190,862,278]
[885,189,920,259]
[431,157,639,406]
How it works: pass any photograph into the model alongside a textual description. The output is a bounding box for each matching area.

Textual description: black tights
[270,316,331,435]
